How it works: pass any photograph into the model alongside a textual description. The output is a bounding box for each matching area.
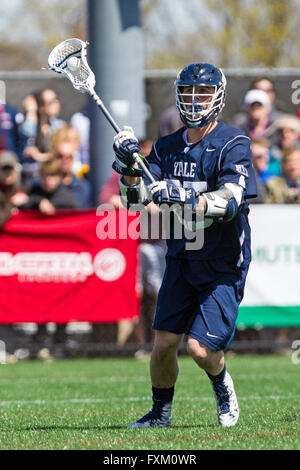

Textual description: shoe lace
[213,381,231,414]
[136,406,165,424]
[137,410,158,423]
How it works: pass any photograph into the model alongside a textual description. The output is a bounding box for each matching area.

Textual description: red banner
[0,209,140,323]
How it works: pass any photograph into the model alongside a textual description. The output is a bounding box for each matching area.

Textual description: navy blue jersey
[143,121,257,266]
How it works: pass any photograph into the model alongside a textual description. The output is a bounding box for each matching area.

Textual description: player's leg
[182,256,249,427]
[187,338,224,375]
[187,338,239,427]
[129,256,197,429]
[187,292,240,428]
[150,330,183,387]
[129,330,183,428]
[184,262,249,427]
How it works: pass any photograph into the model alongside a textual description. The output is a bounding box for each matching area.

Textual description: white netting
[48,38,95,93]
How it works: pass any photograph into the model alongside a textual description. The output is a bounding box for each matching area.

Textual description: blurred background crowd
[2,75,300,227]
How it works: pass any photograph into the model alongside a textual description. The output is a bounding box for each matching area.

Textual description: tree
[206,0,297,67]
[141,0,215,69]
[0,0,86,70]
[0,44,42,70]
[141,0,300,69]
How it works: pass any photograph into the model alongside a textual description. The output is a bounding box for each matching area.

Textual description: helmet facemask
[175,65,227,129]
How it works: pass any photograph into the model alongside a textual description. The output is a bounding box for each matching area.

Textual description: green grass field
[0,354,299,450]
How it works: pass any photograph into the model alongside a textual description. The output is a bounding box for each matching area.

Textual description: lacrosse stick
[47,38,155,184]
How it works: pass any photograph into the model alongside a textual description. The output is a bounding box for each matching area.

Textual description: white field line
[0,394,300,407]
[0,376,148,385]
[0,372,298,385]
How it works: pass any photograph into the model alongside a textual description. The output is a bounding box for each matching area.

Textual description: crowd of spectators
[230,77,300,205]
[0,88,93,231]
[1,78,299,228]
[157,76,300,206]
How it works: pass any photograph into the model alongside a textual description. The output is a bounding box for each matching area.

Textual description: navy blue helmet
[175,63,226,128]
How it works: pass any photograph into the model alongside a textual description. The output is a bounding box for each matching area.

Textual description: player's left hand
[149,180,199,210]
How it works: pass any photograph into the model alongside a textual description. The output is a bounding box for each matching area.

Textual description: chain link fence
[1,67,300,139]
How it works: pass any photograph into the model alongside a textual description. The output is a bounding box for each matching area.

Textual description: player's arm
[198,134,256,221]
[198,183,244,222]
[149,180,243,222]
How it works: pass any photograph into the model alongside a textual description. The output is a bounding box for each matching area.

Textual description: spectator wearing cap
[250,77,283,122]
[268,114,300,176]
[265,147,300,204]
[240,89,273,139]
[231,88,274,138]
[231,76,283,133]
[0,151,28,227]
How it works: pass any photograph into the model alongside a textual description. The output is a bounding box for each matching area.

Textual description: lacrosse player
[113,63,257,428]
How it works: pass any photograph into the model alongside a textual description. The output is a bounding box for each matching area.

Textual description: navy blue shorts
[152,256,249,352]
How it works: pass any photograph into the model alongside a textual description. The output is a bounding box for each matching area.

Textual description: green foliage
[142,0,300,68]
[1,0,298,70]
[0,0,86,70]
[208,0,294,67]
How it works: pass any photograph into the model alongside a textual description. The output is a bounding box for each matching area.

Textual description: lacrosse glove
[112,126,143,177]
[149,180,199,210]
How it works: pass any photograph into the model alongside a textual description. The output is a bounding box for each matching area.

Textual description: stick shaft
[90,91,120,133]
[90,91,155,184]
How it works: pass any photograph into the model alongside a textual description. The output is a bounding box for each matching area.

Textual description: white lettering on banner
[242,205,300,307]
[0,250,126,283]
[252,245,300,264]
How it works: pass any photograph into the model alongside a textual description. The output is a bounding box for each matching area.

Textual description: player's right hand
[113,126,141,177]
[149,180,199,210]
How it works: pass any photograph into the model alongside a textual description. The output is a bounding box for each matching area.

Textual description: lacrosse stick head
[48,38,96,94]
